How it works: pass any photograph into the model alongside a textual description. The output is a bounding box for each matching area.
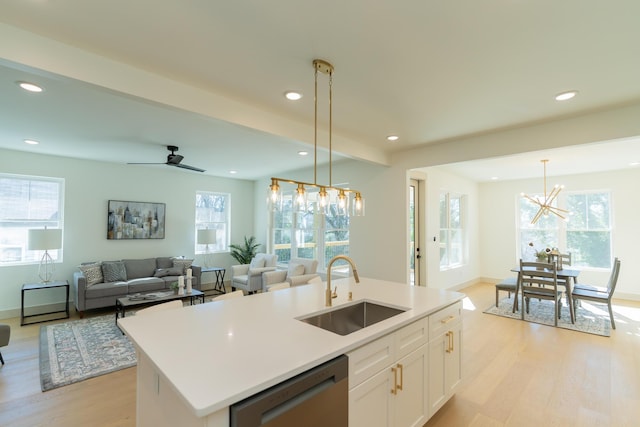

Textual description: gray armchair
[262,258,320,292]
[0,323,10,365]
[231,253,278,294]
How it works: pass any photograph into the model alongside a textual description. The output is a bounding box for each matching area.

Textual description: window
[270,189,349,270]
[519,191,611,269]
[439,191,464,269]
[0,174,64,265]
[195,191,230,253]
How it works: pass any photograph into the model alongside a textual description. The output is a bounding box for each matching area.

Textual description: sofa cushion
[79,262,103,287]
[85,281,129,298]
[128,277,165,293]
[102,261,127,282]
[287,263,305,279]
[172,258,193,274]
[154,267,183,277]
[123,258,157,280]
[156,257,174,269]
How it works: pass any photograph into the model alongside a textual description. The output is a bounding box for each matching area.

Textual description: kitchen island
[118,277,465,427]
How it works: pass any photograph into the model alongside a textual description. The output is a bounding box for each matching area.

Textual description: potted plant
[229,236,261,264]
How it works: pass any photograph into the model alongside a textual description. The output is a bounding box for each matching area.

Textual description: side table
[21,280,70,326]
[201,267,226,295]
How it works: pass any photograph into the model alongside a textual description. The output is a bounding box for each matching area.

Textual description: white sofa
[262,258,320,292]
[231,253,278,294]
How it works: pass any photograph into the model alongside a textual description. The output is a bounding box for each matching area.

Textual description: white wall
[0,149,255,319]
[479,168,640,300]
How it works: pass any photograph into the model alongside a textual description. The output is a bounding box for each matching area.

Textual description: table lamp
[28,227,63,283]
[197,228,216,267]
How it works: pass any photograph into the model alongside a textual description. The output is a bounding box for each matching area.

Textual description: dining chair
[495,277,518,309]
[519,260,564,326]
[571,257,621,329]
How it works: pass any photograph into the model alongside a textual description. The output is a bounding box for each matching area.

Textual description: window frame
[518,189,612,269]
[0,173,65,266]
[194,191,230,254]
[439,191,465,270]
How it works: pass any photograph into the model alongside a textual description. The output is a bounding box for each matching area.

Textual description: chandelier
[522,159,568,224]
[268,59,364,217]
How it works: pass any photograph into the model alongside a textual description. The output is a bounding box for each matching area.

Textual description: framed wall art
[107,200,166,240]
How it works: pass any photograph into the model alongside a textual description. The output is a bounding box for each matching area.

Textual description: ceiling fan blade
[166,154,184,165]
[174,163,206,173]
[127,162,165,165]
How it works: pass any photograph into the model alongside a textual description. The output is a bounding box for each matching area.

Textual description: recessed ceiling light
[630,161,640,167]
[386,135,399,142]
[24,139,40,145]
[285,91,302,101]
[298,151,308,156]
[555,90,578,101]
[229,170,237,174]
[17,81,44,93]
[491,176,499,180]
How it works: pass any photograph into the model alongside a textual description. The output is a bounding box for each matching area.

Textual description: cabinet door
[349,368,393,427]
[394,345,428,427]
[445,322,462,396]
[427,333,447,416]
[428,322,462,418]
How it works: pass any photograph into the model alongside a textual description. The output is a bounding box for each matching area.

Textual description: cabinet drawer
[429,301,462,337]
[395,317,428,360]
[348,333,395,389]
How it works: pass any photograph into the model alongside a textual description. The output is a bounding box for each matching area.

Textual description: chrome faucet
[326,255,360,307]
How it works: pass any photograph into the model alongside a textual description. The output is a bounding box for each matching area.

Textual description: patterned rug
[39,314,136,391]
[484,296,611,337]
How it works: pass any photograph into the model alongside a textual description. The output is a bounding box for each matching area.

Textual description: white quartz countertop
[118,277,465,417]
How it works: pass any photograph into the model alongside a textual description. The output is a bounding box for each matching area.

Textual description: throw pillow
[102,261,127,282]
[79,262,103,287]
[286,263,305,279]
[154,267,184,277]
[172,258,193,274]
[250,255,265,269]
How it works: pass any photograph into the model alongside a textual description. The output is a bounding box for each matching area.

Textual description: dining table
[510,266,580,324]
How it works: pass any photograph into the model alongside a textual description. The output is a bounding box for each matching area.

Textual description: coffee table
[115,289,205,325]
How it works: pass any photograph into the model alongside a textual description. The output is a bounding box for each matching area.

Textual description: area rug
[39,314,136,391]
[484,297,611,337]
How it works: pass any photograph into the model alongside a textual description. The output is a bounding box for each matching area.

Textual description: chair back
[547,251,571,269]
[520,260,558,290]
[289,258,318,275]
[606,258,621,296]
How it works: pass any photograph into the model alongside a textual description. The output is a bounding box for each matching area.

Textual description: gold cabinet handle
[391,366,398,394]
[440,315,456,324]
[397,363,403,391]
[445,331,452,353]
[450,330,454,353]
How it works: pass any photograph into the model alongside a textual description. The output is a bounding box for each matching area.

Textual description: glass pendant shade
[294,183,307,212]
[352,192,365,217]
[337,189,349,216]
[316,187,330,215]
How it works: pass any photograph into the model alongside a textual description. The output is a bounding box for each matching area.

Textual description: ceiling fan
[128,145,205,172]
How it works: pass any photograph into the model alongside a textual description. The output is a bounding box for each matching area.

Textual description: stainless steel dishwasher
[230,355,348,427]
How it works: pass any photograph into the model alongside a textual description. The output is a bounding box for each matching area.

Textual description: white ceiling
[1,0,640,180]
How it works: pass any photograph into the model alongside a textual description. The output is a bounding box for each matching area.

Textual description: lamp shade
[197,229,217,245]
[28,228,62,250]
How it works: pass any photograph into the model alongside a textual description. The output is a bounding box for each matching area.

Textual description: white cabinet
[348,318,429,427]
[428,301,462,417]
[348,301,463,427]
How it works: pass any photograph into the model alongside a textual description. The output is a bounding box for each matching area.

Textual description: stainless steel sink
[299,301,407,336]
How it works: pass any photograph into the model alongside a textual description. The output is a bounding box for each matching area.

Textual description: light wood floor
[0,283,638,427]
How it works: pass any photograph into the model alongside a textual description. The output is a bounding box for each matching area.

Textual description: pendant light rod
[523,159,569,224]
[268,59,364,217]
